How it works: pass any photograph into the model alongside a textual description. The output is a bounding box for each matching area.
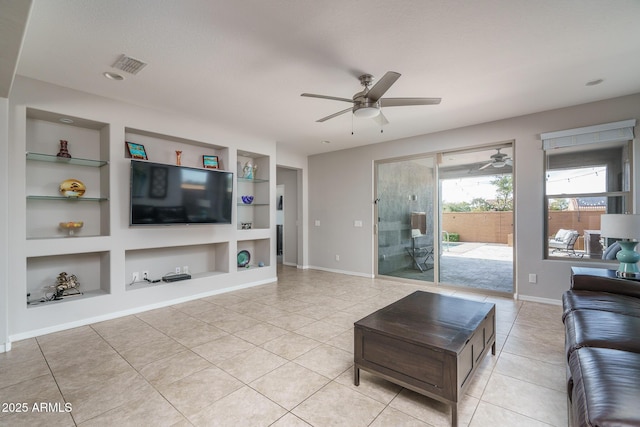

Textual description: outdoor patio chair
[549,229,580,256]
[406,229,434,272]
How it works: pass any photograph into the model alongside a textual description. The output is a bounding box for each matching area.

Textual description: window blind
[541,119,636,151]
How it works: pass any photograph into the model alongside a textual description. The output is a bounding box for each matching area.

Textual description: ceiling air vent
[112,54,147,75]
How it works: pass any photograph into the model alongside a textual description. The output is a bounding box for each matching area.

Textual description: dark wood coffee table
[354,291,495,427]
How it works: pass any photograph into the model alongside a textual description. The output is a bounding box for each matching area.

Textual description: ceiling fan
[479,148,513,170]
[301,71,441,123]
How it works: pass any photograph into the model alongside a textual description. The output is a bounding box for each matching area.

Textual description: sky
[441,166,605,203]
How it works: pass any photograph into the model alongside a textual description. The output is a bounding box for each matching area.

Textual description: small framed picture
[126,142,148,160]
[203,155,219,169]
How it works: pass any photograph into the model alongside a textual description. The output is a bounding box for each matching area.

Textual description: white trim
[308,265,375,278]
[518,294,562,306]
[9,279,275,343]
[282,261,297,267]
[541,119,636,150]
[0,342,10,353]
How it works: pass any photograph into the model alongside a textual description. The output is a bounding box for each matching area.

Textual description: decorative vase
[57,140,72,158]
[243,161,257,179]
[59,178,86,197]
[176,151,182,165]
[59,221,84,236]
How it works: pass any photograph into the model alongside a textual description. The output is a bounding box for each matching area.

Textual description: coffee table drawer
[359,330,446,388]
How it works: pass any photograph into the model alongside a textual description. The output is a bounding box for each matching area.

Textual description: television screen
[130,160,233,225]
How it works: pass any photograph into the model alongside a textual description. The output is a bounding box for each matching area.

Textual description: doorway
[374,144,514,294]
[276,167,300,267]
[438,144,514,293]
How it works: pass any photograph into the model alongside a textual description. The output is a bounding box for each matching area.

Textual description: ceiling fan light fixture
[353,105,380,118]
[493,161,506,168]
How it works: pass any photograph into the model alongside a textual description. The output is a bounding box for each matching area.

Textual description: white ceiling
[13,0,640,156]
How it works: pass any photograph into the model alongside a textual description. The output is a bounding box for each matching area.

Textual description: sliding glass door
[375,157,436,281]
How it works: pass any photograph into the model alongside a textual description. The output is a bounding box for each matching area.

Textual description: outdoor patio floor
[384,242,514,293]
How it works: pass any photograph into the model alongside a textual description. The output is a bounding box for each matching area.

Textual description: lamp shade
[600,214,640,240]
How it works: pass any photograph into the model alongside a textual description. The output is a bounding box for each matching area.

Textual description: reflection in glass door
[375,157,436,282]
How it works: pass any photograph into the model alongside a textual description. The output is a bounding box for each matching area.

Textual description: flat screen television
[130,160,233,225]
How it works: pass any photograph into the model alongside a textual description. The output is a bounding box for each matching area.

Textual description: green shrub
[445,232,460,242]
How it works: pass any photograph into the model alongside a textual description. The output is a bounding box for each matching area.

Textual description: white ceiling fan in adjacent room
[301,71,441,125]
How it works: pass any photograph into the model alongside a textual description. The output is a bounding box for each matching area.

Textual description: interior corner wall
[308,92,640,301]
[1,98,9,351]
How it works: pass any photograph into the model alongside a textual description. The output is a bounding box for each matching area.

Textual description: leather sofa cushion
[564,310,640,359]
[571,273,640,299]
[569,347,640,427]
[562,290,640,322]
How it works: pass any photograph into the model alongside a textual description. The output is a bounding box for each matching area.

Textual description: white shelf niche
[237,238,270,271]
[125,127,229,172]
[26,251,111,308]
[236,151,270,230]
[124,242,229,291]
[25,108,110,239]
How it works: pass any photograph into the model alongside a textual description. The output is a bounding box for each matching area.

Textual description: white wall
[1,98,9,351]
[308,93,640,301]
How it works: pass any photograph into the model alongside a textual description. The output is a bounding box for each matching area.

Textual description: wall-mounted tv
[130,160,233,225]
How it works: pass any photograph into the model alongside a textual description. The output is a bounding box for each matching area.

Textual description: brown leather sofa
[562,268,640,426]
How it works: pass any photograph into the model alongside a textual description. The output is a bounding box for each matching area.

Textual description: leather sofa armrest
[571,273,640,298]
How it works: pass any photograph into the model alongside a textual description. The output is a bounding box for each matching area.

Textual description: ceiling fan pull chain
[351,113,354,135]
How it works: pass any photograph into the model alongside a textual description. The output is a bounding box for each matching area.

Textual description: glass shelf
[27,195,108,202]
[238,177,269,183]
[26,152,108,167]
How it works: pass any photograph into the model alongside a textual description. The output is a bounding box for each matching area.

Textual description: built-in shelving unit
[10,100,276,339]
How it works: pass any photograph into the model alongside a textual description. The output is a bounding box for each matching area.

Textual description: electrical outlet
[183,265,189,274]
[175,267,181,274]
[528,273,537,283]
[143,271,149,281]
[335,254,340,261]
[132,272,139,282]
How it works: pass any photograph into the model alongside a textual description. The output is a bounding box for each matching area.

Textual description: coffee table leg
[354,365,360,386]
[492,341,496,355]
[451,403,458,427]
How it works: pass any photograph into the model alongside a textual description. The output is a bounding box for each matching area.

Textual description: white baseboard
[308,265,374,279]
[0,341,10,353]
[518,294,562,306]
[282,261,297,267]
[8,278,277,345]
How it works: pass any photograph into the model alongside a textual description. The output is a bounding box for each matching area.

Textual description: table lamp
[600,214,640,278]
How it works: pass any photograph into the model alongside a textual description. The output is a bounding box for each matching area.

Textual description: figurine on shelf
[176,150,182,165]
[242,161,257,180]
[57,140,72,158]
[46,272,82,300]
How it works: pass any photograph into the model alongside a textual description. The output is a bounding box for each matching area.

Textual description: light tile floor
[0,266,567,426]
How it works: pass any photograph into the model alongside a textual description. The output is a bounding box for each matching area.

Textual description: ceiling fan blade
[372,111,389,126]
[380,97,442,107]
[317,107,353,122]
[366,71,401,102]
[479,162,493,170]
[301,93,354,103]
